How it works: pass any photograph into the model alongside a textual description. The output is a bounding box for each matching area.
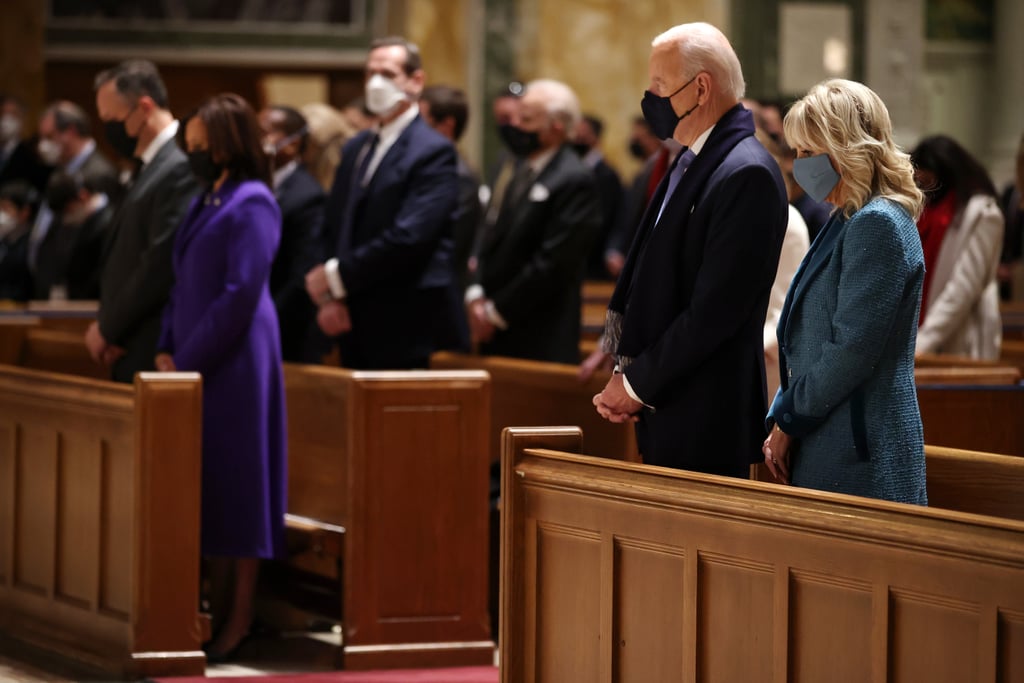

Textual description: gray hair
[652,23,745,101]
[522,79,582,132]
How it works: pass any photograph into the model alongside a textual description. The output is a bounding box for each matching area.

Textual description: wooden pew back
[914,365,1020,385]
[925,445,1024,521]
[0,367,203,678]
[500,427,1024,683]
[430,352,639,464]
[918,384,1024,456]
[282,365,495,669]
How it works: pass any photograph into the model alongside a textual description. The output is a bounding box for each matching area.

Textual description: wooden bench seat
[499,427,1024,682]
[0,366,204,679]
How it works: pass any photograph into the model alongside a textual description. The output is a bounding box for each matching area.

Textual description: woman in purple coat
[156,93,286,661]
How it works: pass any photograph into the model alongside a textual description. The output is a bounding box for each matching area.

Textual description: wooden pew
[500,427,1024,683]
[1003,301,1024,340]
[580,281,613,343]
[274,364,495,670]
[918,384,1024,456]
[0,310,102,380]
[430,352,639,464]
[914,364,1020,385]
[925,445,1024,521]
[0,366,204,678]
[1001,338,1024,374]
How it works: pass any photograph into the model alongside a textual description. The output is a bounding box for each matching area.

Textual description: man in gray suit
[86,60,198,382]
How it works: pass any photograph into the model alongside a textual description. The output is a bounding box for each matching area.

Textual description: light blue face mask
[793,153,840,203]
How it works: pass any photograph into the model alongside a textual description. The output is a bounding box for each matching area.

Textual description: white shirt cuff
[621,371,654,411]
[325,258,346,299]
[484,300,508,330]
[465,284,485,305]
[621,372,643,404]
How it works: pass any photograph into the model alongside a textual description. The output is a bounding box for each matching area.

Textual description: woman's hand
[763,424,792,484]
[155,353,177,372]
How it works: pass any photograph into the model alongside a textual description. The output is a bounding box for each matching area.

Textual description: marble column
[864,0,924,148]
[0,0,46,124]
[988,0,1024,187]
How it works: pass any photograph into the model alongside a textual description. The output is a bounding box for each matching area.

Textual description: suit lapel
[780,212,843,342]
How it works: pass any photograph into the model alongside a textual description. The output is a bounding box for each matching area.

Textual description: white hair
[652,22,745,101]
[522,78,582,132]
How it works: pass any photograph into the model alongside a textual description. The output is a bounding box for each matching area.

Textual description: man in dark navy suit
[305,37,466,369]
[594,22,788,477]
[260,104,325,362]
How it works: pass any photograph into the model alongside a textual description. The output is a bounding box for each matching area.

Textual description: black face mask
[628,139,647,160]
[499,123,541,158]
[641,75,698,140]
[104,119,139,160]
[188,150,222,186]
[570,142,590,157]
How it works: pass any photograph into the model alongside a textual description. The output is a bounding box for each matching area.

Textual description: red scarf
[917,191,956,323]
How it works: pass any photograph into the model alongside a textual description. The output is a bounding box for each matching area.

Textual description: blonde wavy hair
[783,79,923,220]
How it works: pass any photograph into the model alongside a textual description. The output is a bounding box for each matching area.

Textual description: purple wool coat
[158,179,287,559]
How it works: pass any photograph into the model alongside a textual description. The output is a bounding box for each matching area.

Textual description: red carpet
[152,666,497,682]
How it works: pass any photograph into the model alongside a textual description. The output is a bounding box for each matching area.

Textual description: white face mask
[365,74,407,116]
[37,138,62,166]
[0,211,16,239]
[0,115,20,142]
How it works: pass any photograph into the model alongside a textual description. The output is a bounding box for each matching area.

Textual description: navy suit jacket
[324,114,467,368]
[618,106,788,476]
[272,164,324,362]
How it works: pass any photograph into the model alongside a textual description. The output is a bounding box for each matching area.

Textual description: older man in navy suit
[306,37,466,369]
[594,22,788,477]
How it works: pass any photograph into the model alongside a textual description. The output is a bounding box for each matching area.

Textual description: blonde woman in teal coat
[763,79,928,505]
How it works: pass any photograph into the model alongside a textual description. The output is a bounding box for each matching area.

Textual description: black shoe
[203,635,249,665]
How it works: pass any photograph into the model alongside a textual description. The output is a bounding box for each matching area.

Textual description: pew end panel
[0,367,204,679]
[275,366,496,670]
[499,426,1024,683]
[341,370,495,670]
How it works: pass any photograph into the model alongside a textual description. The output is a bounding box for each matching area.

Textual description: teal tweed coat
[768,196,927,504]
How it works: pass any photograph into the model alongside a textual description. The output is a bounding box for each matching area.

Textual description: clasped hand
[593,372,641,423]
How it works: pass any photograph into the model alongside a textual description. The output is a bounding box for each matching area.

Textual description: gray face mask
[793,153,840,202]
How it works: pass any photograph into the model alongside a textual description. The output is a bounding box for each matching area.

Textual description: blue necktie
[654,148,696,226]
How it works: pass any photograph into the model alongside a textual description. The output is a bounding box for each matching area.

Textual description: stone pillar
[864,0,925,148]
[988,0,1024,187]
[0,0,47,126]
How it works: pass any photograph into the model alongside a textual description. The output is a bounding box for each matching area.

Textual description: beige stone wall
[517,0,730,177]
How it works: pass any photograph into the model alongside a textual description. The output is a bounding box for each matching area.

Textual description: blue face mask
[792,153,840,203]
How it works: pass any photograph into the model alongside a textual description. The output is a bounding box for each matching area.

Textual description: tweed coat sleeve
[768,204,920,437]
